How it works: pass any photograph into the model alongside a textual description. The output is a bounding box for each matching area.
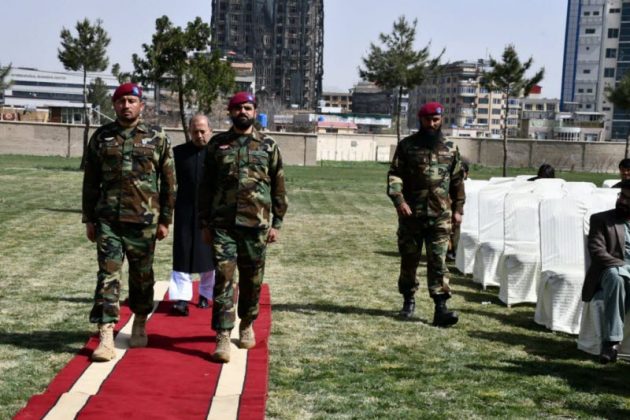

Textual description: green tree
[132,16,235,140]
[606,72,630,158]
[359,16,443,141]
[111,63,132,84]
[58,18,110,168]
[0,62,12,91]
[88,77,115,124]
[481,45,544,176]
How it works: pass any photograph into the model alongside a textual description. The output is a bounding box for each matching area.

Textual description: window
[477,108,488,114]
[491,119,500,125]
[478,97,489,104]
[604,67,615,78]
[606,48,617,58]
[585,28,596,34]
[610,8,620,13]
[593,11,600,15]
[492,109,501,115]
[578,88,584,93]
[584,11,590,16]
[609,28,619,38]
[583,69,591,74]
[477,118,488,124]
[492,98,501,104]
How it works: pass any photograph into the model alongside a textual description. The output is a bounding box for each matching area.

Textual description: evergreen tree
[606,72,630,158]
[88,77,115,124]
[132,16,235,140]
[0,62,12,91]
[58,18,110,168]
[481,45,544,176]
[359,16,443,141]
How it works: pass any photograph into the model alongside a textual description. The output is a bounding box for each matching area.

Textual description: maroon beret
[112,83,142,102]
[418,102,444,118]
[228,91,256,109]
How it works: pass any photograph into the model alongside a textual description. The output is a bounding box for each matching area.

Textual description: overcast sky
[1,0,567,97]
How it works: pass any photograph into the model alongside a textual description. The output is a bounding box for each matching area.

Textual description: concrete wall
[318,133,625,173]
[0,121,624,172]
[0,121,317,166]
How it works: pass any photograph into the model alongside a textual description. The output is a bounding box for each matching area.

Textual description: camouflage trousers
[89,220,157,324]
[211,227,268,331]
[397,212,452,297]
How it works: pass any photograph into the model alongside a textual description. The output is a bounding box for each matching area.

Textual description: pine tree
[359,16,443,141]
[606,72,630,158]
[481,45,544,176]
[58,18,110,168]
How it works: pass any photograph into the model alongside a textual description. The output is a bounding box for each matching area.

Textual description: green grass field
[0,156,628,419]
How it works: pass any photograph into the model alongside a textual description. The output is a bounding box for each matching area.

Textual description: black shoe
[171,300,189,316]
[432,294,458,327]
[399,294,415,319]
[197,296,210,309]
[599,342,619,364]
[446,251,456,262]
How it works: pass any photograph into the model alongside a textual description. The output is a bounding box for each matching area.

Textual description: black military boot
[399,293,415,319]
[432,294,458,327]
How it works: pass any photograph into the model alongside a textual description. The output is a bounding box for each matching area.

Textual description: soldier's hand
[452,211,463,226]
[267,228,280,244]
[156,224,169,241]
[202,227,213,245]
[396,202,413,217]
[85,222,96,242]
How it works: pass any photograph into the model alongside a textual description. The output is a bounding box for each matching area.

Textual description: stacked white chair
[535,195,590,334]
[578,187,629,356]
[562,181,596,197]
[455,179,488,274]
[499,179,566,306]
[602,179,621,188]
[473,177,516,289]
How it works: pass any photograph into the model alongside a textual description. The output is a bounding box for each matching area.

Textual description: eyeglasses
[231,104,255,111]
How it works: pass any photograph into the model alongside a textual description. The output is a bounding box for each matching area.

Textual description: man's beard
[231,114,254,130]
[616,200,630,218]
[419,126,441,146]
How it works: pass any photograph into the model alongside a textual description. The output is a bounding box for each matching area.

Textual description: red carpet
[14,282,271,420]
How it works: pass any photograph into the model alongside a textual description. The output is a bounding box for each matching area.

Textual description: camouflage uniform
[387,132,465,298]
[82,121,176,323]
[198,128,287,331]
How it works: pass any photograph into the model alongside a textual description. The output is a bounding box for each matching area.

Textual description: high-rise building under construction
[210,0,324,109]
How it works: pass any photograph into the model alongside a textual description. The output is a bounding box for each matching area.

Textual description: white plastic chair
[578,187,627,356]
[472,178,515,289]
[534,196,589,334]
[455,179,488,274]
[602,179,620,188]
[499,179,565,306]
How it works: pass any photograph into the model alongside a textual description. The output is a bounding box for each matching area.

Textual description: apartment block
[561,0,630,140]
[211,0,324,109]
[409,60,519,138]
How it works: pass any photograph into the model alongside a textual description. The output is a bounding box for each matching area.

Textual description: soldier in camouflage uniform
[82,82,176,361]
[387,102,465,327]
[198,92,288,363]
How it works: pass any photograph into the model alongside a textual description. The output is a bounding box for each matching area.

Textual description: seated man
[582,179,630,364]
[528,163,555,181]
[612,158,630,188]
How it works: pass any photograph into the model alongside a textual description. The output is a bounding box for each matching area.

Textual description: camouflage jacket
[82,120,176,226]
[198,128,288,230]
[387,132,465,217]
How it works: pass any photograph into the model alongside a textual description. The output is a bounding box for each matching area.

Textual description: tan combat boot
[238,322,256,349]
[212,330,232,363]
[129,314,148,348]
[92,323,116,362]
